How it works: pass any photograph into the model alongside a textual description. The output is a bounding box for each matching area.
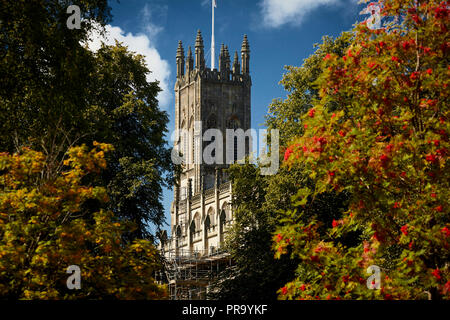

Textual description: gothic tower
[169,31,251,255]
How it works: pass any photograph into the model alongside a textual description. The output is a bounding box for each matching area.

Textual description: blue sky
[91,0,368,233]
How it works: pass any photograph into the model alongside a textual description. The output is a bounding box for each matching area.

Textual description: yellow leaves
[0,143,167,300]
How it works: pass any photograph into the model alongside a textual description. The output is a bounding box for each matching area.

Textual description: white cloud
[86,24,171,110]
[260,0,343,28]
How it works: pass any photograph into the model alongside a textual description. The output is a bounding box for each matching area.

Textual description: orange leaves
[0,143,166,299]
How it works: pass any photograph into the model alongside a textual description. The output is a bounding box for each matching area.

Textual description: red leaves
[410,71,420,81]
[411,14,421,24]
[401,225,408,236]
[380,154,389,167]
[402,39,415,51]
[338,130,346,137]
[275,233,283,242]
[314,136,327,145]
[432,269,442,280]
[284,147,293,162]
[433,3,449,19]
[308,108,316,118]
[281,286,288,295]
[426,154,438,163]
[391,56,400,62]
[385,144,394,153]
[441,226,450,237]
[435,205,443,212]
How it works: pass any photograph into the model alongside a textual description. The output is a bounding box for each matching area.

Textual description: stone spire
[176,40,185,78]
[224,45,231,71]
[219,43,225,72]
[233,51,240,75]
[241,34,250,74]
[195,30,205,70]
[186,46,193,74]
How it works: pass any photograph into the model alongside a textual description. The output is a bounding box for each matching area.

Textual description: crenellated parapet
[176,31,250,86]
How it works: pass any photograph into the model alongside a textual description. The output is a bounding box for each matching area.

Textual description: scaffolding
[158,248,232,300]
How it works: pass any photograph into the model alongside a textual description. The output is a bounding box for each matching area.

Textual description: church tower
[169,31,251,255]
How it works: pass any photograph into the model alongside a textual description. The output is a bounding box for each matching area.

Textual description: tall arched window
[227,116,240,163]
[180,120,187,164]
[189,116,194,165]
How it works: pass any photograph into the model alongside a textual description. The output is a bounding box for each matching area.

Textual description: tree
[0,1,174,239]
[209,33,352,300]
[208,163,298,300]
[0,143,167,299]
[84,43,173,240]
[277,0,449,299]
[0,0,111,154]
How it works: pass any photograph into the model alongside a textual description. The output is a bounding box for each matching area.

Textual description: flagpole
[211,0,215,70]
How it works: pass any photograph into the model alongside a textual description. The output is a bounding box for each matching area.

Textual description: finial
[177,40,184,58]
[195,30,204,48]
[241,34,250,53]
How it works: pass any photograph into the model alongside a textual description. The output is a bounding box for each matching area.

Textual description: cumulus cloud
[86,24,171,110]
[260,0,343,28]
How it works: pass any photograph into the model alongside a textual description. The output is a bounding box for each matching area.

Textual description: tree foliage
[208,163,298,300]
[209,33,353,300]
[0,0,173,239]
[0,143,167,299]
[277,0,449,300]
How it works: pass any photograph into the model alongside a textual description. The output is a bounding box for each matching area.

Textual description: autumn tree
[277,0,449,300]
[0,143,167,299]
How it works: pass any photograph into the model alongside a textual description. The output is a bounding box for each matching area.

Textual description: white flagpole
[211,0,215,70]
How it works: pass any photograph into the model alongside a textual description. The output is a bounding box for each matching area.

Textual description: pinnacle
[241,34,250,52]
[176,41,184,57]
[195,30,204,47]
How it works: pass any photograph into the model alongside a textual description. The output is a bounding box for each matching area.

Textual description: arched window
[222,202,231,221]
[227,116,240,162]
[189,116,194,165]
[180,120,187,164]
[204,215,211,229]
[207,207,215,226]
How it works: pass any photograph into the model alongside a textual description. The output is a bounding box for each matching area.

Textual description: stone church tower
[165,30,251,255]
